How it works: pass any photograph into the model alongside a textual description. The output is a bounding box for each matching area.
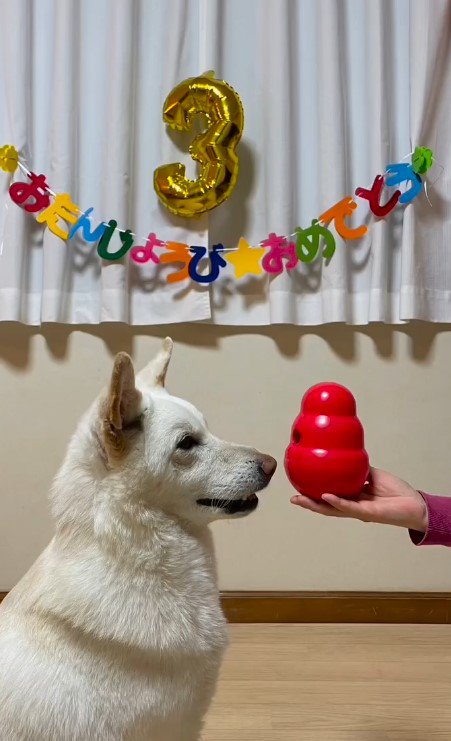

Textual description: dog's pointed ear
[100,352,142,461]
[138,337,173,389]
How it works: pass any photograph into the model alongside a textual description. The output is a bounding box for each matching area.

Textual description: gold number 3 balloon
[154,73,244,218]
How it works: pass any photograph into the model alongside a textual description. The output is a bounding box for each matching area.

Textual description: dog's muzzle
[196,455,277,515]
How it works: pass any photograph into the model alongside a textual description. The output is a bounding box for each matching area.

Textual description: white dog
[0,339,276,740]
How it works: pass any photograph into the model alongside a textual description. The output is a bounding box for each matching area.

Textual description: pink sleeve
[409,492,451,547]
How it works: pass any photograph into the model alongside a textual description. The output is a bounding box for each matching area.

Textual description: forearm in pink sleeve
[410,493,451,547]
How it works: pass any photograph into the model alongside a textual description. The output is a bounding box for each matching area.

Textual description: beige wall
[1,322,451,592]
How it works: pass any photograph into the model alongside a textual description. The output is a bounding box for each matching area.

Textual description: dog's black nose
[260,455,277,478]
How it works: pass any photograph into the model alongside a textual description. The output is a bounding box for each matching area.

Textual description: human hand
[290,467,428,532]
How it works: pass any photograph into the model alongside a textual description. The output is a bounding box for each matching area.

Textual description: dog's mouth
[196,493,259,515]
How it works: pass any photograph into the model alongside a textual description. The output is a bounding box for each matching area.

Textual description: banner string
[6,146,442,254]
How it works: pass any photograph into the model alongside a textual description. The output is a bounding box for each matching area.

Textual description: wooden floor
[203,624,451,741]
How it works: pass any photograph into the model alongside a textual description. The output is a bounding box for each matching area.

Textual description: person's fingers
[321,493,370,519]
[290,494,321,510]
[290,494,344,517]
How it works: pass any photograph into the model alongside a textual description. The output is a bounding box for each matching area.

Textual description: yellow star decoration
[226,237,266,279]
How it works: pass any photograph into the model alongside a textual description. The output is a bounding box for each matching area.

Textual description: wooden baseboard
[3,590,451,623]
[220,591,451,623]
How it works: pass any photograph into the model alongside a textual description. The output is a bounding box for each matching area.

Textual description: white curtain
[0,0,450,326]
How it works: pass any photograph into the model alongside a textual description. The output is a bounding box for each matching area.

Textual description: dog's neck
[39,440,226,653]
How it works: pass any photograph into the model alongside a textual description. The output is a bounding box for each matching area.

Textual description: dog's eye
[177,435,198,451]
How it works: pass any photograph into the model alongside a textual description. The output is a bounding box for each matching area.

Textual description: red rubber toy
[285,383,369,500]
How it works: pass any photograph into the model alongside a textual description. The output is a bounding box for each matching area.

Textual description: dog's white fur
[0,340,276,740]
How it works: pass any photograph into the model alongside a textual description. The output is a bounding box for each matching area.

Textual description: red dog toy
[285,383,369,500]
